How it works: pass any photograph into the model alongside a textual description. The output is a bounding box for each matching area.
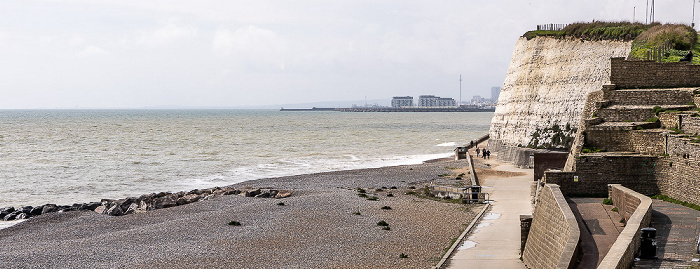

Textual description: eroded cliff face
[490,37,632,148]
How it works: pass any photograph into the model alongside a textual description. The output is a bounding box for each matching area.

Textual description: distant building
[437,97,457,107]
[491,87,501,103]
[471,95,485,104]
[418,95,456,107]
[391,96,414,108]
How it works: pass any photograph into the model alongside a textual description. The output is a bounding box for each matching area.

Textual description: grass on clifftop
[629,24,699,63]
[525,21,700,64]
[523,21,655,41]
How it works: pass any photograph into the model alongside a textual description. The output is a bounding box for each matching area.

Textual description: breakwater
[0,187,292,222]
[334,107,494,112]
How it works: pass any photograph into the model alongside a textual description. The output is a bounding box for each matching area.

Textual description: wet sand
[0,158,481,269]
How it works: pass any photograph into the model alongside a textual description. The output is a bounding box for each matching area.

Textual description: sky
[1,0,698,109]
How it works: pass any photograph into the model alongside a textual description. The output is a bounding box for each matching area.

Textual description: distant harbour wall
[333,107,495,112]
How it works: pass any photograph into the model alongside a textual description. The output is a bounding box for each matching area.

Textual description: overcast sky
[1,0,698,109]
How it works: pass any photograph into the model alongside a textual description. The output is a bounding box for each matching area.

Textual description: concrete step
[587,121,661,131]
[609,88,695,106]
[597,107,656,122]
[598,105,695,123]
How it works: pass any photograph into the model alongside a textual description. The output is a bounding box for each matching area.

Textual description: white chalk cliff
[490,36,632,147]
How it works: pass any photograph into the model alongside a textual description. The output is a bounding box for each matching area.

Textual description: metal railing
[537,24,567,31]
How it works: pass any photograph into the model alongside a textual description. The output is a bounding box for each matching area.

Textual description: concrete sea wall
[490,37,631,148]
[598,184,652,269]
[522,184,579,269]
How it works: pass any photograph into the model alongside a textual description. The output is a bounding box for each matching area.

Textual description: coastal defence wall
[490,37,632,148]
[544,155,659,197]
[610,57,700,88]
[522,184,579,269]
[598,184,652,269]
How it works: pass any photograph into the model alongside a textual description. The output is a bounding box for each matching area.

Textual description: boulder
[20,206,33,214]
[30,206,44,216]
[212,189,227,196]
[275,190,293,199]
[223,188,240,195]
[106,204,124,216]
[1,207,15,214]
[123,203,138,215]
[94,205,107,214]
[0,207,14,219]
[138,200,153,211]
[240,189,261,197]
[118,198,137,212]
[41,204,58,214]
[59,205,75,212]
[79,202,101,211]
[3,211,18,221]
[176,194,201,205]
[255,191,271,198]
[154,195,177,209]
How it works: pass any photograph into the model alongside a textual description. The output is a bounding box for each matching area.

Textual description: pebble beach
[0,158,481,269]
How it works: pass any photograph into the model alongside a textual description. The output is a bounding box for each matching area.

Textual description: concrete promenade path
[446,151,533,269]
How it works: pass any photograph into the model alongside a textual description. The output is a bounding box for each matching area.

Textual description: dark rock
[106,204,124,216]
[59,205,74,212]
[1,207,15,214]
[119,198,138,212]
[240,189,261,197]
[188,189,203,195]
[154,195,177,209]
[14,213,28,220]
[138,200,153,211]
[41,204,58,214]
[275,190,293,199]
[79,202,101,211]
[255,192,271,198]
[3,211,18,221]
[0,207,14,219]
[176,194,201,205]
[30,206,44,216]
[123,203,138,215]
[224,188,240,195]
[20,206,33,214]
[212,189,227,196]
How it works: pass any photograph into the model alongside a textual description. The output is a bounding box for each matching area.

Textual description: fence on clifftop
[536,24,567,31]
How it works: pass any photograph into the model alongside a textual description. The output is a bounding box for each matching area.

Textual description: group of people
[475,147,490,159]
[468,141,491,159]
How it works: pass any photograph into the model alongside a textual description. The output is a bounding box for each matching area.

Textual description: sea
[0,109,493,209]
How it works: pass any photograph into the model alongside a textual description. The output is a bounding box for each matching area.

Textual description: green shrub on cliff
[634,24,696,50]
[629,24,698,62]
[523,21,654,41]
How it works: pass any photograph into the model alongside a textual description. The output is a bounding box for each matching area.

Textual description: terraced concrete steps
[587,121,660,131]
[608,88,695,106]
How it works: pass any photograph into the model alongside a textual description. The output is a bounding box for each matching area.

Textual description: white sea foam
[0,219,26,230]
[435,142,457,147]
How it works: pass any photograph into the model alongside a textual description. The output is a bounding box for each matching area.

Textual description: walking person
[476,148,480,158]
